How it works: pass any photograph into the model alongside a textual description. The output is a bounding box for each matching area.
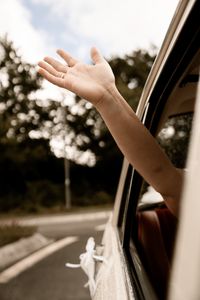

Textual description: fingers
[90,47,104,64]
[38,67,64,88]
[57,49,78,67]
[44,56,68,73]
[38,60,62,77]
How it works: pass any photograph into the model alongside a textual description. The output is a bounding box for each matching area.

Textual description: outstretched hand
[38,47,115,106]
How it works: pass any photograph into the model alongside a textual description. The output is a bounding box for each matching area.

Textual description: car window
[139,112,193,207]
[157,113,193,168]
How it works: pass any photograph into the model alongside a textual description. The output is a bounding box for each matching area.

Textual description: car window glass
[139,112,193,207]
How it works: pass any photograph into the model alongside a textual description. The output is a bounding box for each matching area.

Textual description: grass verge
[0,221,37,247]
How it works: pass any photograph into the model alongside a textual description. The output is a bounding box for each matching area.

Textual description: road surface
[0,213,109,300]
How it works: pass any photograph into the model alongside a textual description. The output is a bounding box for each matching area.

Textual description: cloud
[0,0,46,63]
[0,0,68,100]
[30,0,179,60]
[0,0,179,63]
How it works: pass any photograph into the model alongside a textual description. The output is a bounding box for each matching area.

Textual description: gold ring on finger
[60,73,65,79]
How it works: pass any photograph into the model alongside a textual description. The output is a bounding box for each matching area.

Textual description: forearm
[95,85,182,214]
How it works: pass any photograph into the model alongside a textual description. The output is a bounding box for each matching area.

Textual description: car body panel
[94,220,135,300]
[168,80,200,300]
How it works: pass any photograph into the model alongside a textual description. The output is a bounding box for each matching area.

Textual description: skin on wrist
[94,83,119,111]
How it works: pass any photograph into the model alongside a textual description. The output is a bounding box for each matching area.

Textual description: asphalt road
[0,215,108,300]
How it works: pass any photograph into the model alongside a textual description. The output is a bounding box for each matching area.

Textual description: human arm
[38,47,183,216]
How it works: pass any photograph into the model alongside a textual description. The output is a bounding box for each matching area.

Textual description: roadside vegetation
[0,221,37,247]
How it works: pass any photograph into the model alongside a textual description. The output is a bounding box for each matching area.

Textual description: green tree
[0,36,40,142]
[0,36,65,211]
[157,113,193,168]
[0,36,63,144]
[110,49,156,110]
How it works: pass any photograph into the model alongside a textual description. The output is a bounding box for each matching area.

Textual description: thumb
[90,47,104,64]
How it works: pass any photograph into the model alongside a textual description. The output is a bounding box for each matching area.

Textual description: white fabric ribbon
[66,237,106,297]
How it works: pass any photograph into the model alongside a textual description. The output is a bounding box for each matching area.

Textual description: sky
[0,0,180,64]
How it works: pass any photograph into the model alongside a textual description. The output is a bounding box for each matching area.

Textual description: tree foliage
[0,36,65,211]
[157,113,193,168]
[0,36,64,145]
[0,36,40,142]
[110,49,156,110]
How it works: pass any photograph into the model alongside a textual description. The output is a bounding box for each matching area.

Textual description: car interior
[132,49,200,299]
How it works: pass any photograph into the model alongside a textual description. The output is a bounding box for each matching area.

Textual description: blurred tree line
[0,36,157,212]
[157,113,193,168]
